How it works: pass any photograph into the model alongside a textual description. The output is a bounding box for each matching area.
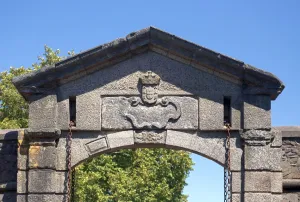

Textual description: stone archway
[16,128,282,202]
[67,130,242,200]
[10,27,285,202]
[68,130,241,169]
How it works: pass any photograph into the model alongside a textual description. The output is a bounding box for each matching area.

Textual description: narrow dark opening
[69,96,76,127]
[223,96,231,126]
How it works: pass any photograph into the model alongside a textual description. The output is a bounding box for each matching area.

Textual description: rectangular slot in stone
[69,96,76,127]
[224,96,231,126]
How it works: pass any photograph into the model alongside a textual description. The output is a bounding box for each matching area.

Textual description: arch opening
[71,146,225,202]
[60,129,242,171]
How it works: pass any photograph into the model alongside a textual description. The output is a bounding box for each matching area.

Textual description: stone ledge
[23,128,61,145]
[25,128,61,139]
[274,126,300,137]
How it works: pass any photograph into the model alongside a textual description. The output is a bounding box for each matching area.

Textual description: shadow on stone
[0,130,19,202]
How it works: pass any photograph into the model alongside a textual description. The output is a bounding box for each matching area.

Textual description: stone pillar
[17,129,67,202]
[241,129,282,202]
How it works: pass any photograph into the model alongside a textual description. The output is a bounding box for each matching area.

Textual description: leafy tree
[0,46,194,201]
[0,45,73,128]
[75,149,193,202]
[0,66,31,128]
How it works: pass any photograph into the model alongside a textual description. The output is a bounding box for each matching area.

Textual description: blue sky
[1,1,299,201]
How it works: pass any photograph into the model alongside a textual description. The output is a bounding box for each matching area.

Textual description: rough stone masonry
[0,27,298,202]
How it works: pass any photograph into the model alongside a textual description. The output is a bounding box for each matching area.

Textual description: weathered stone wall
[277,126,300,202]
[0,130,19,202]
[3,127,300,202]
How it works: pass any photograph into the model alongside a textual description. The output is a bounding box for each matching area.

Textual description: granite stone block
[231,193,241,202]
[244,95,271,129]
[271,172,282,193]
[199,96,223,130]
[107,131,134,150]
[17,171,27,193]
[71,138,90,167]
[245,145,282,171]
[271,129,282,147]
[271,194,282,202]
[244,171,282,194]
[244,193,272,202]
[18,145,28,170]
[28,146,56,169]
[76,92,101,130]
[29,94,57,130]
[27,194,66,202]
[283,193,298,202]
[55,171,67,194]
[56,99,69,130]
[16,194,27,202]
[55,140,67,171]
[245,171,271,192]
[28,170,56,193]
[232,172,241,193]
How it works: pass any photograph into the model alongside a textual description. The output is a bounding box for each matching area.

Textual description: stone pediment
[5,27,294,202]
[13,27,284,101]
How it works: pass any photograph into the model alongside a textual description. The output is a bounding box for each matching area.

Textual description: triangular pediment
[13,27,284,101]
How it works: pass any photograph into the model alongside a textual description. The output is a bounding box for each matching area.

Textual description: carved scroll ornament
[122,71,181,129]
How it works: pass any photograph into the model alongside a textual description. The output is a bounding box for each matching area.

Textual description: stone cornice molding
[24,128,61,145]
[241,129,275,146]
[12,27,284,101]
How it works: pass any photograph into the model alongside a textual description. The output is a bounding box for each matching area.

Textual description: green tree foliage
[0,66,31,128]
[75,149,193,202]
[1,46,194,201]
[0,45,71,128]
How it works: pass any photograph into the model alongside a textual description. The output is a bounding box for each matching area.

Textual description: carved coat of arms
[122,71,181,129]
[141,71,159,104]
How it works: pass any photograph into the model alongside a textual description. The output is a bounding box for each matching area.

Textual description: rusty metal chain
[224,124,232,202]
[67,122,74,202]
[71,167,76,201]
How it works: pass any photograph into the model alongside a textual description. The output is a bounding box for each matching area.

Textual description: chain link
[71,167,76,201]
[224,124,231,202]
[67,122,74,202]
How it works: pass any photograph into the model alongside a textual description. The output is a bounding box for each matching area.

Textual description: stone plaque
[101,71,198,130]
[85,137,108,154]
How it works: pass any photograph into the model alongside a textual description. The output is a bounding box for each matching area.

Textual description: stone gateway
[0,27,299,202]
